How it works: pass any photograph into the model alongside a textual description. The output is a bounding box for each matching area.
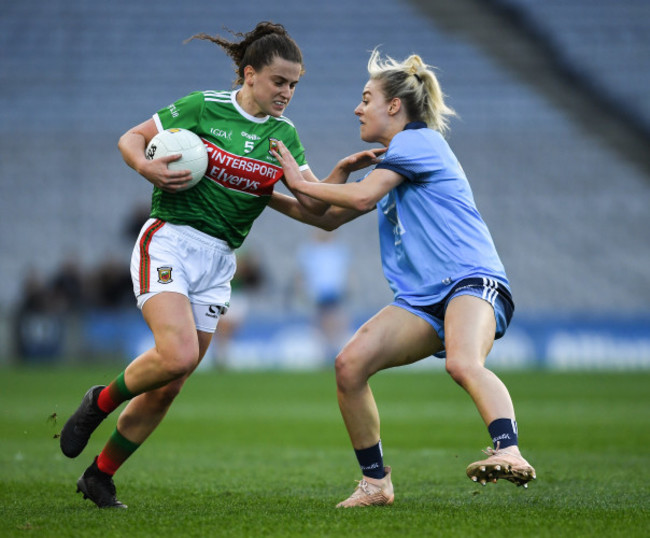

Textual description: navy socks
[354,440,386,479]
[488,418,518,449]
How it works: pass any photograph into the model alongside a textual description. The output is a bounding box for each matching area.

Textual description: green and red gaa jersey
[151,90,308,248]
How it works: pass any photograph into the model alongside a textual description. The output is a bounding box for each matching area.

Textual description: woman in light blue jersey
[271,48,536,507]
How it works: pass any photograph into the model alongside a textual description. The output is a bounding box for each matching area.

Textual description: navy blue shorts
[392,277,515,358]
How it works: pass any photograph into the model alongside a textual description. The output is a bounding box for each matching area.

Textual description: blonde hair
[367,48,456,136]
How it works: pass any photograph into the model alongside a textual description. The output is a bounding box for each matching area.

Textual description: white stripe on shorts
[482,277,499,306]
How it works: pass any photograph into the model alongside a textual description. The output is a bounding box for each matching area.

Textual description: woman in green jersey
[59,21,381,509]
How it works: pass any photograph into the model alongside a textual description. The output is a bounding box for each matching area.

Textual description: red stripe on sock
[96,387,119,414]
[96,451,119,476]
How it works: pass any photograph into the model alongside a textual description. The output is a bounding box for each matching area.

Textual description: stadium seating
[1,0,649,319]
[492,0,650,124]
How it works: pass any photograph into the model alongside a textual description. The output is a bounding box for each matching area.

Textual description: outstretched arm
[284,146,387,215]
[273,140,402,212]
[269,191,369,231]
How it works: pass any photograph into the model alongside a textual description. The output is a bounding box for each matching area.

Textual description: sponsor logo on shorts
[157,266,173,284]
[207,304,229,318]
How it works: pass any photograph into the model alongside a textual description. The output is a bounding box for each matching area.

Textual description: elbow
[353,196,376,213]
[317,210,350,231]
[117,132,131,155]
[309,204,328,217]
[320,220,340,232]
[304,214,340,232]
[300,196,328,216]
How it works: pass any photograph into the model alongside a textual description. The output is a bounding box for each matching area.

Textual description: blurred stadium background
[1,0,649,369]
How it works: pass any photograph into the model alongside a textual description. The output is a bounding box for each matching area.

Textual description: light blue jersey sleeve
[373,125,509,305]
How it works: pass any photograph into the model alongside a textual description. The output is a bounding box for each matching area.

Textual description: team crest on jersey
[268,138,279,156]
[157,266,173,284]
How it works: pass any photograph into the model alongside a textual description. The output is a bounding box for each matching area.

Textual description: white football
[145,128,208,191]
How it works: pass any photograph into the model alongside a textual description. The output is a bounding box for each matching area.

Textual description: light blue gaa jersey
[374,122,509,306]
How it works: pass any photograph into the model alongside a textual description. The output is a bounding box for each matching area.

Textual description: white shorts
[130,218,236,333]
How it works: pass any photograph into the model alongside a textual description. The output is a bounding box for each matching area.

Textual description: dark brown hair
[188,21,304,86]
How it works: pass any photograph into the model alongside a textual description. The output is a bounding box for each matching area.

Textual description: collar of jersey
[231,90,270,124]
[404,121,427,130]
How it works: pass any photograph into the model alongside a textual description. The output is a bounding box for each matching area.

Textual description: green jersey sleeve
[155,92,205,131]
[286,131,307,170]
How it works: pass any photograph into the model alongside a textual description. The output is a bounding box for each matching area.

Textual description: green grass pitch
[1,365,649,537]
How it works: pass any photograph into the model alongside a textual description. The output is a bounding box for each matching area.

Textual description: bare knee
[335,348,370,394]
[446,356,483,387]
[157,337,200,380]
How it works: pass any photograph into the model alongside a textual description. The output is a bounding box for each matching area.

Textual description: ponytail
[187,21,304,86]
